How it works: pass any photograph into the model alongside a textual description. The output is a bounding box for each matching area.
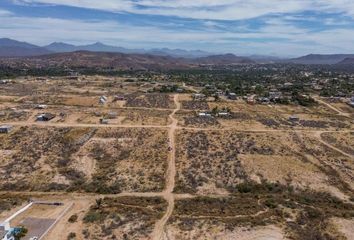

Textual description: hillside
[288,54,354,64]
[0,51,256,70]
[193,53,255,65]
[0,51,191,70]
[337,57,354,65]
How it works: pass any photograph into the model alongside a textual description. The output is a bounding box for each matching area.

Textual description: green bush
[83,211,106,223]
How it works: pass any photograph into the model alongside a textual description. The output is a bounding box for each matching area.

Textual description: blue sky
[0,0,354,56]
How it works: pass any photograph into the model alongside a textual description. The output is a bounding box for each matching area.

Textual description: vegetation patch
[83,197,167,239]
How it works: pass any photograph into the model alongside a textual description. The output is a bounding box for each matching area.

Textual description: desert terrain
[0,76,353,240]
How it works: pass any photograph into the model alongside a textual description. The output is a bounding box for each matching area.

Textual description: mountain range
[0,50,258,71]
[0,38,353,65]
[0,38,213,58]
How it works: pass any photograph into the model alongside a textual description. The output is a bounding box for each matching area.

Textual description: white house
[0,222,14,240]
[1,202,33,240]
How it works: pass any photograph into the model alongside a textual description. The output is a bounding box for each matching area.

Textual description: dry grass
[175,130,354,198]
[83,196,167,239]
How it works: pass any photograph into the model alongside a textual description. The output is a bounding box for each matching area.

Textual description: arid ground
[0,76,353,240]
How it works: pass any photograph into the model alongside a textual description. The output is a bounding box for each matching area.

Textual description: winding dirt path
[313,96,350,117]
[152,94,180,240]
[314,132,353,159]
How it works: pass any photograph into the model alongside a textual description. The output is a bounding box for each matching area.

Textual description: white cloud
[13,0,354,20]
[0,9,13,16]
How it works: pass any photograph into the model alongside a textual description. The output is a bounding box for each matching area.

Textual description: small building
[215,90,223,96]
[193,94,206,101]
[36,113,56,122]
[217,112,230,117]
[349,97,354,107]
[99,96,108,104]
[283,82,294,87]
[34,104,48,110]
[289,116,300,122]
[0,222,15,240]
[348,100,354,108]
[107,112,118,119]
[247,95,256,104]
[198,112,212,117]
[100,118,109,124]
[114,95,125,101]
[228,93,237,100]
[0,79,12,85]
[258,97,270,104]
[269,91,283,101]
[0,125,13,134]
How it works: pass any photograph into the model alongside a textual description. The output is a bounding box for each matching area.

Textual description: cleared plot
[168,188,354,240]
[82,197,167,240]
[174,130,353,198]
[0,126,168,193]
[175,100,352,130]
[208,100,337,116]
[9,201,71,240]
[77,128,169,193]
[0,126,93,192]
[0,82,43,96]
[76,108,171,126]
[21,218,55,240]
[0,108,31,122]
[125,93,175,109]
[207,101,353,130]
[181,100,209,110]
[176,110,220,128]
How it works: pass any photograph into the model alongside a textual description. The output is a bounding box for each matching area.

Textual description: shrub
[83,211,106,223]
[67,232,76,240]
[68,214,78,223]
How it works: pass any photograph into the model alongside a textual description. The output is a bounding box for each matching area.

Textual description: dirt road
[152,94,180,240]
[5,121,353,134]
[314,132,353,159]
[6,121,168,129]
[314,96,350,117]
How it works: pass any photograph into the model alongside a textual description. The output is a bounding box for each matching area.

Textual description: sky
[0,0,354,57]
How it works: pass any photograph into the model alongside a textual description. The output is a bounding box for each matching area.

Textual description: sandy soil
[332,218,354,240]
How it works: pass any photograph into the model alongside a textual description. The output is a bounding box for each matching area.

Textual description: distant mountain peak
[91,42,105,46]
[0,38,39,49]
[0,38,52,57]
